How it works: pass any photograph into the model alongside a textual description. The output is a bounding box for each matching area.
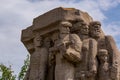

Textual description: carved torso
[75,38,89,80]
[29,47,48,80]
[98,62,110,80]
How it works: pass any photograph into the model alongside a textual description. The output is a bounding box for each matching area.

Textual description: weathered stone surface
[32,7,93,31]
[21,26,34,54]
[21,7,120,80]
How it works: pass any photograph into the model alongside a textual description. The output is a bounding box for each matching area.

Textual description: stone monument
[21,7,120,80]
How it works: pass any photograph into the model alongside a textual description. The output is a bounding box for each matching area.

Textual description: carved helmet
[89,21,101,27]
[60,21,72,27]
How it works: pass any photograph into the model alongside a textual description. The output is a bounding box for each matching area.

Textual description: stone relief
[21,7,120,80]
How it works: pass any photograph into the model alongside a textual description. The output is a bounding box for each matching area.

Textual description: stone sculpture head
[89,21,102,39]
[72,19,89,35]
[59,21,72,34]
[98,49,108,63]
[34,33,43,47]
[44,37,51,48]
[79,21,89,35]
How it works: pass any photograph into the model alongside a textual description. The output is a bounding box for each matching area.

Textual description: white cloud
[103,21,120,37]
[0,0,120,76]
[97,0,120,10]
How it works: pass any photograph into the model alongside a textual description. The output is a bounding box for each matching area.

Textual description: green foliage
[0,64,16,80]
[18,55,30,80]
[0,55,30,80]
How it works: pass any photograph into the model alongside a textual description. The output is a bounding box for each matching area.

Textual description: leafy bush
[18,55,30,80]
[0,55,30,80]
[0,64,16,80]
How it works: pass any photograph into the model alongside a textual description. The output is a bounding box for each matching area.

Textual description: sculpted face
[59,21,72,34]
[34,35,42,47]
[60,26,70,34]
[44,37,51,48]
[90,21,101,38]
[72,21,89,35]
[80,23,89,35]
[98,49,108,63]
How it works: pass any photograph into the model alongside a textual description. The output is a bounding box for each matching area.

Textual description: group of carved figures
[24,19,120,80]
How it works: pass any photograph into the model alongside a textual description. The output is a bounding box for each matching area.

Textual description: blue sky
[0,0,120,76]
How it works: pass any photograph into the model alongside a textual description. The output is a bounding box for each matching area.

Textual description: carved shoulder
[105,35,119,55]
[105,35,120,67]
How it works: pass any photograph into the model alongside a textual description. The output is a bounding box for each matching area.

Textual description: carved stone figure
[50,21,82,80]
[60,21,83,63]
[47,32,59,80]
[97,49,110,80]
[73,20,97,80]
[89,21,120,80]
[21,7,120,80]
[28,34,43,80]
[28,34,48,80]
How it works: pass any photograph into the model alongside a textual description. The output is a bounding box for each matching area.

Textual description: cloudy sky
[0,0,120,76]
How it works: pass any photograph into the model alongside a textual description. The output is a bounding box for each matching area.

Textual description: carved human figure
[49,21,82,80]
[89,21,120,80]
[28,34,48,80]
[45,36,56,80]
[59,21,83,63]
[97,49,110,80]
[28,34,42,80]
[72,19,97,80]
[47,32,59,80]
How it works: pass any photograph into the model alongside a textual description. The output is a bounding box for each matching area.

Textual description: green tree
[0,55,30,80]
[0,64,16,80]
[18,55,30,80]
